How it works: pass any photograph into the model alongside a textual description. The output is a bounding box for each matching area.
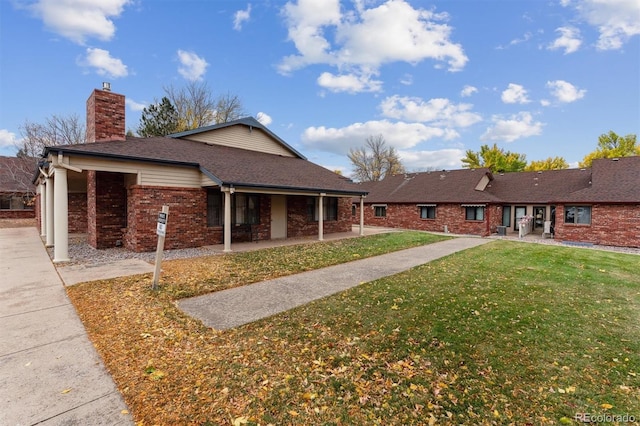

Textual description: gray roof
[44,137,366,196]
[358,156,640,205]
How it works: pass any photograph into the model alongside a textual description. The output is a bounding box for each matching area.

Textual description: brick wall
[354,202,497,236]
[0,209,35,219]
[287,196,352,238]
[86,89,125,143]
[554,204,640,248]
[87,171,127,249]
[68,192,88,233]
[125,186,207,252]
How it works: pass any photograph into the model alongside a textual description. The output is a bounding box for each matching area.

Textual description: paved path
[0,227,132,426]
[179,237,491,330]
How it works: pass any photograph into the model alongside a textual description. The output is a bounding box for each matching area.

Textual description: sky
[0,0,638,177]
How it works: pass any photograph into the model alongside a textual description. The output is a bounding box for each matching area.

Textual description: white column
[39,182,46,237]
[223,189,232,252]
[45,175,54,247]
[53,167,69,263]
[318,193,324,241]
[359,195,365,236]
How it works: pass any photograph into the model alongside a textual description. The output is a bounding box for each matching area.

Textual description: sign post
[152,205,169,290]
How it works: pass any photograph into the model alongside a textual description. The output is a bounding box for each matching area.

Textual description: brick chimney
[86,82,125,143]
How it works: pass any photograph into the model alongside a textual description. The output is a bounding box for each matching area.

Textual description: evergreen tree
[137,97,179,137]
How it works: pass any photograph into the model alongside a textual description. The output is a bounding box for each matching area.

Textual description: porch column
[318,193,324,241]
[39,182,46,237]
[45,175,54,247]
[359,195,365,236]
[53,166,69,263]
[223,188,232,252]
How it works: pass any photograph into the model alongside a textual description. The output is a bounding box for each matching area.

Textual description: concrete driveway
[0,227,132,425]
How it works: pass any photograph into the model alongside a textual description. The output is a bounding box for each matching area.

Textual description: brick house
[34,85,367,262]
[0,156,36,219]
[353,156,640,248]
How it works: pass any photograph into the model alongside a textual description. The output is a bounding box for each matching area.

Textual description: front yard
[67,233,639,425]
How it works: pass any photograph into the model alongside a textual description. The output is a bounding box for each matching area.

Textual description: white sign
[156,212,167,236]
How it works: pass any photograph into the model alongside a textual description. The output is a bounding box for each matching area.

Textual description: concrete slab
[0,227,133,426]
[57,258,154,286]
[179,237,491,330]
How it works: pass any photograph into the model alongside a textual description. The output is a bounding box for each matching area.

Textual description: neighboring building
[354,157,640,248]
[34,85,367,262]
[0,156,36,219]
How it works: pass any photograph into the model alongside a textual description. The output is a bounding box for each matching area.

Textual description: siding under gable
[178,125,296,157]
[67,156,203,188]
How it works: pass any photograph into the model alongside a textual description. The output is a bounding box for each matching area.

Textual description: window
[419,205,436,219]
[0,195,32,210]
[307,197,338,222]
[374,205,387,217]
[207,192,260,226]
[206,190,222,227]
[564,206,591,225]
[234,194,260,225]
[352,205,356,217]
[465,206,484,221]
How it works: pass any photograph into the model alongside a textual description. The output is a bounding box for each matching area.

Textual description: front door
[271,195,287,239]
[533,206,545,229]
[514,206,526,231]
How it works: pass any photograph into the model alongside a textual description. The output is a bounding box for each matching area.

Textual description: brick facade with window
[554,204,640,248]
[354,202,501,236]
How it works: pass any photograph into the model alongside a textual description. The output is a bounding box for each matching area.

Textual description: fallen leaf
[601,403,613,410]
[61,388,72,394]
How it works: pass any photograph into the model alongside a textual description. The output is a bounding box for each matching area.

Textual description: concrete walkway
[179,237,491,330]
[0,227,133,426]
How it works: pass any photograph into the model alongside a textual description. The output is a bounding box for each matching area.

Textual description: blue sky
[1,0,638,176]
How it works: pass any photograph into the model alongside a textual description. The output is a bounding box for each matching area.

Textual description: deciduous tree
[348,135,405,182]
[525,156,569,171]
[16,114,85,158]
[579,131,638,167]
[462,143,527,172]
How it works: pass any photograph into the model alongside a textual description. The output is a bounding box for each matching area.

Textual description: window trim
[418,204,436,219]
[564,205,592,225]
[464,205,485,221]
[307,196,338,222]
[372,204,387,218]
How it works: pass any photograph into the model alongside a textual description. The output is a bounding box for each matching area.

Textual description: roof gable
[563,156,640,203]
[169,117,306,159]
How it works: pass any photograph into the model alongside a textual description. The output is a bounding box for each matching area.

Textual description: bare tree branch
[348,135,405,182]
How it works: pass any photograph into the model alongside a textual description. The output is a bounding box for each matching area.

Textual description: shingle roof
[45,137,366,195]
[0,156,37,193]
[359,156,639,205]
[486,168,592,204]
[562,156,640,203]
[358,168,502,204]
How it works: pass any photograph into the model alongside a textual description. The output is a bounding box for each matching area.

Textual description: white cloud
[81,48,128,78]
[399,148,465,170]
[279,0,467,93]
[548,26,582,54]
[177,50,208,81]
[0,129,17,148]
[379,95,482,128]
[301,120,450,155]
[460,85,478,97]
[481,112,544,142]
[28,0,130,44]
[501,83,530,104]
[565,0,640,50]
[546,80,586,103]
[317,71,383,93]
[125,98,146,112]
[399,74,413,86]
[233,4,252,31]
[256,112,272,126]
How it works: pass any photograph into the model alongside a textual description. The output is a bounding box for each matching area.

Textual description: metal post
[152,205,169,290]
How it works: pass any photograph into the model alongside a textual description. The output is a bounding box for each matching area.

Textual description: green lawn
[67,236,639,425]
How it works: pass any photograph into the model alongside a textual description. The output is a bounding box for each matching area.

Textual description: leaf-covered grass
[66,238,640,425]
